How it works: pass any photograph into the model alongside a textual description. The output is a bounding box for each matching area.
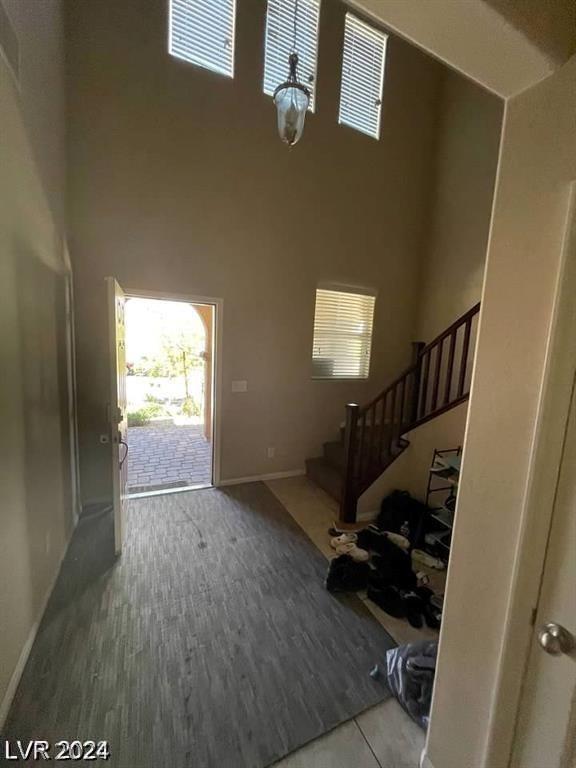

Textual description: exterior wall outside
[0,0,73,723]
[66,0,446,506]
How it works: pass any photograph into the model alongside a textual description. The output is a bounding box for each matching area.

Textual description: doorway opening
[124,296,215,495]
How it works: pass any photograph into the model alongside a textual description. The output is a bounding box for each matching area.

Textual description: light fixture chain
[293,0,299,53]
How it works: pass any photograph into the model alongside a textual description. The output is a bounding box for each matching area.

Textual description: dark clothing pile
[375,489,430,548]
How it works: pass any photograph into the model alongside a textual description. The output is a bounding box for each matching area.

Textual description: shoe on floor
[330,533,358,548]
[366,584,405,618]
[399,590,425,628]
[334,542,370,562]
[371,551,417,590]
[422,602,442,629]
[325,554,370,592]
[384,531,410,551]
[412,549,446,570]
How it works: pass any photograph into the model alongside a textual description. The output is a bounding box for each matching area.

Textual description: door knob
[538,623,574,656]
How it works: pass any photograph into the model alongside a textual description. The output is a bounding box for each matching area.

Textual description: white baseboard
[218,469,305,487]
[0,526,75,729]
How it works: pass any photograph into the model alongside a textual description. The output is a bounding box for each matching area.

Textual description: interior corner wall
[426,54,576,768]
[359,71,502,515]
[0,0,74,723]
[417,69,503,342]
[66,0,445,506]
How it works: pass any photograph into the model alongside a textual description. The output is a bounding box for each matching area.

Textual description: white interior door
[106,277,128,555]
[512,376,576,768]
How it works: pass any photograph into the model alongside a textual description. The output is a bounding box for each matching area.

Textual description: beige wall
[2,0,67,231]
[359,71,501,513]
[426,54,576,768]
[417,70,502,340]
[0,0,73,723]
[66,0,447,505]
[350,0,563,97]
[358,403,468,516]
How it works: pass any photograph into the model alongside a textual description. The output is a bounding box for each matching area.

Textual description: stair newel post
[340,403,360,524]
[410,342,425,425]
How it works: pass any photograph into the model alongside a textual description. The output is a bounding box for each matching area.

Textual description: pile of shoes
[324,491,446,630]
[367,582,442,630]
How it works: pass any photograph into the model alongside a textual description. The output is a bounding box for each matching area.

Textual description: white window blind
[263,0,321,112]
[338,13,387,139]
[169,0,236,78]
[312,288,376,379]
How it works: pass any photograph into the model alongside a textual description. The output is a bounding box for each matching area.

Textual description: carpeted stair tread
[305,456,343,501]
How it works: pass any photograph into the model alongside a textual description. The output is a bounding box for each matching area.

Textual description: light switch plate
[231,380,247,392]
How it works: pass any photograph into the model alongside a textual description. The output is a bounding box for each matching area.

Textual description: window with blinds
[263,0,321,112]
[338,14,387,139]
[169,0,236,78]
[312,288,376,379]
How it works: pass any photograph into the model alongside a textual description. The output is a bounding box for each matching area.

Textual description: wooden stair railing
[340,302,481,523]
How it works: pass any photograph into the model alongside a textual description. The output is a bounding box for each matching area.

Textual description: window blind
[338,13,387,139]
[169,0,236,78]
[263,0,321,112]
[312,288,376,379]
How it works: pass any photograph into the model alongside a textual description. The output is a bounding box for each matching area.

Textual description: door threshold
[127,483,213,500]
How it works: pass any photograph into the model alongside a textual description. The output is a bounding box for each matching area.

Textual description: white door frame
[483,185,576,765]
[64,272,82,523]
[123,288,223,488]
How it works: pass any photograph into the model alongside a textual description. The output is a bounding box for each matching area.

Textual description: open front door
[106,277,128,555]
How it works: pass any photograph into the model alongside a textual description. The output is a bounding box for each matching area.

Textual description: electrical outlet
[231,380,247,392]
[267,447,275,459]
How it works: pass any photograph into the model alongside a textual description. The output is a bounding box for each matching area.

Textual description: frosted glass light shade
[273,84,309,146]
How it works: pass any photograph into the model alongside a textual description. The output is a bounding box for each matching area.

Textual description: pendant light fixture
[273,0,310,146]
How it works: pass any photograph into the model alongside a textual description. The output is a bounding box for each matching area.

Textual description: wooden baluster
[457,318,472,398]
[366,403,377,477]
[410,342,425,424]
[420,351,431,419]
[340,403,360,523]
[357,410,367,481]
[378,391,388,464]
[388,384,397,456]
[444,330,457,405]
[431,340,443,412]
[398,376,406,439]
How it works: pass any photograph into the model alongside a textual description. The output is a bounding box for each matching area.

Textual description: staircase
[306,303,481,523]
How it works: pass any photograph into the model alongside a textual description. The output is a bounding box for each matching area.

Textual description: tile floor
[266,475,442,768]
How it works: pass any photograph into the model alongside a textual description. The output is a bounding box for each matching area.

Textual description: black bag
[386,640,438,729]
[377,490,428,547]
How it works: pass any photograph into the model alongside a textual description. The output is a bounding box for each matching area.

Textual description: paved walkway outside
[127,423,211,492]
